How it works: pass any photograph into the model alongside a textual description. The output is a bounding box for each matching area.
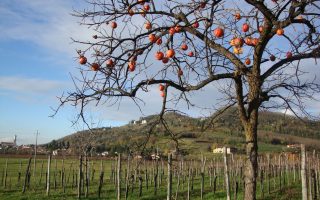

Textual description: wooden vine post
[3,158,8,189]
[167,153,172,200]
[98,159,104,198]
[22,157,32,193]
[117,153,121,200]
[78,155,83,199]
[125,155,130,200]
[200,155,206,200]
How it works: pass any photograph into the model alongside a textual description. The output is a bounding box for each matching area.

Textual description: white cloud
[0,76,67,94]
[0,0,94,56]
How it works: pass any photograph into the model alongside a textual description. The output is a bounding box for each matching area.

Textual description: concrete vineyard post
[46,154,51,196]
[301,144,307,200]
[224,147,231,200]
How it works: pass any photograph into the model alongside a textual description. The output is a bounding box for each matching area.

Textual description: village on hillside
[0,130,302,161]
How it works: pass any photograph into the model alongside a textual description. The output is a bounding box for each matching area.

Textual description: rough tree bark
[243,116,258,200]
[236,72,260,200]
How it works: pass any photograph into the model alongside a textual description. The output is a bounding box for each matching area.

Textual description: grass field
[0,155,306,200]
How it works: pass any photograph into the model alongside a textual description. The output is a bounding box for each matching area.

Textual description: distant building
[151,153,160,160]
[101,151,109,156]
[36,146,47,154]
[286,144,300,149]
[52,149,70,156]
[130,119,147,125]
[52,150,59,156]
[20,145,32,150]
[0,135,17,147]
[213,147,236,154]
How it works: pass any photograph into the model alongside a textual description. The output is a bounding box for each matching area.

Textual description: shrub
[270,138,282,145]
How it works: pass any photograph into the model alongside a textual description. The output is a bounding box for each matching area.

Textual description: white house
[52,150,59,156]
[151,153,160,160]
[212,147,235,154]
[52,149,70,156]
[101,151,109,156]
[141,120,147,124]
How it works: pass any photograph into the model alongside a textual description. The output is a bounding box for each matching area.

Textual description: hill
[45,107,320,157]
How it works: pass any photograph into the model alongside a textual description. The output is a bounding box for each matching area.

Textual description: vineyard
[0,145,319,200]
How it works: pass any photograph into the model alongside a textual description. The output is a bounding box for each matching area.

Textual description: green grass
[0,157,303,200]
[257,142,286,153]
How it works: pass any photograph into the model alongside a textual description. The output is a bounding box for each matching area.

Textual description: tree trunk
[236,74,259,200]
[243,113,258,200]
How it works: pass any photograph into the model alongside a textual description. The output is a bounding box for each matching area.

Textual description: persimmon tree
[57,0,320,199]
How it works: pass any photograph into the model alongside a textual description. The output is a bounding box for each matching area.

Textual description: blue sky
[0,0,116,145]
[0,1,80,144]
[0,0,179,144]
[0,1,319,145]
